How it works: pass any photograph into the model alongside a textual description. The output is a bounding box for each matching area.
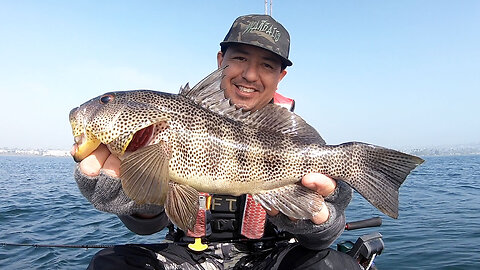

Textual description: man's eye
[264,63,274,69]
[233,56,246,61]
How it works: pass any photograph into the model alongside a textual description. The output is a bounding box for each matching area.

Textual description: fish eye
[100,94,114,104]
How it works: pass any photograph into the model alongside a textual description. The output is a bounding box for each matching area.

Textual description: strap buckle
[188,238,208,251]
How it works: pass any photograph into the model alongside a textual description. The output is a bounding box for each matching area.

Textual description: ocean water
[0,155,479,269]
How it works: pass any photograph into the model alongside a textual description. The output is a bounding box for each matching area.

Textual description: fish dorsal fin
[245,104,325,144]
[179,68,225,104]
[179,67,253,121]
[179,83,190,95]
[181,68,324,144]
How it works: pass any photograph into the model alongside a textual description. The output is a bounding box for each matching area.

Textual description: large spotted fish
[69,68,424,231]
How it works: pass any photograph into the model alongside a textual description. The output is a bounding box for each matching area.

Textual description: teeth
[238,86,255,93]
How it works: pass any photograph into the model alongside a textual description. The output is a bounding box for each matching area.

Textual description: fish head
[69,90,170,162]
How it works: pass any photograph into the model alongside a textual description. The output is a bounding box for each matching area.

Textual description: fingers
[78,144,110,177]
[73,143,121,177]
[302,173,337,197]
[302,173,335,224]
[311,203,329,224]
[265,174,336,224]
[103,154,121,177]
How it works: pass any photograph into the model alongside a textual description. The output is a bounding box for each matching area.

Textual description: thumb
[302,173,337,197]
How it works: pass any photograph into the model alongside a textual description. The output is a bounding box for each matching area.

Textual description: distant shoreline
[0,149,70,157]
[406,146,480,157]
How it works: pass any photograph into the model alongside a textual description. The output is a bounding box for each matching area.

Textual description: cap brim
[220,41,293,67]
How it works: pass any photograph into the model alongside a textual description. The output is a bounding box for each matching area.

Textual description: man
[74,14,360,269]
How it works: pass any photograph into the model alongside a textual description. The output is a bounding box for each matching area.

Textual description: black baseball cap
[220,14,293,67]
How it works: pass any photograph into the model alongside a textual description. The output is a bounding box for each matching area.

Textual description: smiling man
[75,14,360,269]
[218,44,287,112]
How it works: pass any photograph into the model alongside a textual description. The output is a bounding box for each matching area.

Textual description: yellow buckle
[188,238,208,252]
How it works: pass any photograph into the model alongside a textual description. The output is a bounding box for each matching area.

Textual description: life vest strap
[240,194,266,239]
[187,193,209,238]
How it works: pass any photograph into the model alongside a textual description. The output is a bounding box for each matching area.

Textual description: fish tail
[320,142,424,219]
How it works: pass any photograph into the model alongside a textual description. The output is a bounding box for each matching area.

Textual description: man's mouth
[237,85,256,93]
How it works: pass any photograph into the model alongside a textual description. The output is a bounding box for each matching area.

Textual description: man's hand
[265,173,336,225]
[74,144,160,218]
[76,144,121,177]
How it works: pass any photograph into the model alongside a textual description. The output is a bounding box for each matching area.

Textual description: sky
[0,0,478,151]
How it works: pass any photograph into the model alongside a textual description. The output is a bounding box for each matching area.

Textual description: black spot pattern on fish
[70,79,423,220]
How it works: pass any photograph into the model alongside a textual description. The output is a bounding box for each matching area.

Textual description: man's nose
[242,63,259,82]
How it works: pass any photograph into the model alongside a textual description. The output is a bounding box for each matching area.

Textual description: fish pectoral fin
[252,184,325,220]
[120,142,171,205]
[165,182,199,231]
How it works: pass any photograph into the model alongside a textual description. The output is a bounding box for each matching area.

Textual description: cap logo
[243,19,281,42]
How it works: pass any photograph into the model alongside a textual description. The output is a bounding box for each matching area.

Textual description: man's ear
[277,69,287,86]
[217,51,224,68]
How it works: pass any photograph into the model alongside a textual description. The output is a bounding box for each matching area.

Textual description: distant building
[42,150,70,157]
[15,149,41,155]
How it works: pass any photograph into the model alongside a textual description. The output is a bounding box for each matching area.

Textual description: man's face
[217,44,287,112]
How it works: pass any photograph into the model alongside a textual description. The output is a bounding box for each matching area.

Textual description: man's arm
[74,144,168,235]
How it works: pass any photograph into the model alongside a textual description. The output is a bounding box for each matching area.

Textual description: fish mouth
[71,124,157,162]
[71,133,101,162]
[126,124,155,152]
[74,133,85,145]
